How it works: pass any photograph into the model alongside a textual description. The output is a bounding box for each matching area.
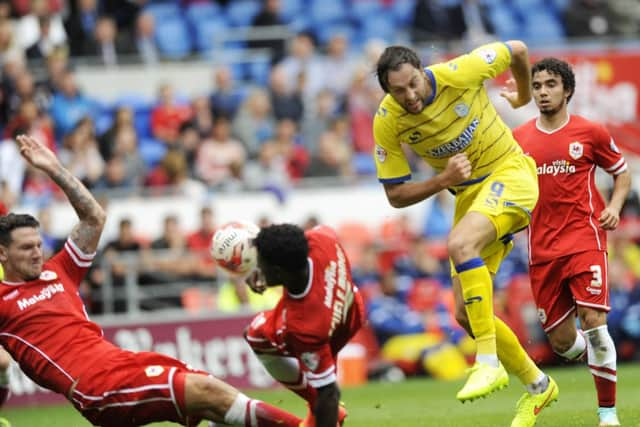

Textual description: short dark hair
[0,213,40,246]
[531,57,576,103]
[255,223,309,271]
[376,45,422,93]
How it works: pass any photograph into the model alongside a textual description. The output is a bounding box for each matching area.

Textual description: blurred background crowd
[2,0,640,381]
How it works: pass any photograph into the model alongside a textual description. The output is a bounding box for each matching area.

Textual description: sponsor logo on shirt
[429,118,479,158]
[569,141,583,160]
[39,270,57,281]
[376,107,387,117]
[454,103,469,117]
[324,245,354,336]
[536,160,576,176]
[586,286,602,296]
[2,289,18,301]
[17,283,65,311]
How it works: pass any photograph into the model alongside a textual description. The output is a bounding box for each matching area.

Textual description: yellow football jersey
[373,42,524,192]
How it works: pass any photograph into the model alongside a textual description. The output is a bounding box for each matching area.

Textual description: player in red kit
[0,135,303,427]
[513,58,631,427]
[244,224,365,427]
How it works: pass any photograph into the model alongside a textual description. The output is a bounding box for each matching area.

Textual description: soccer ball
[210,221,260,277]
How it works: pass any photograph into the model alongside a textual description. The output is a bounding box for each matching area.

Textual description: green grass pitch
[1,363,639,426]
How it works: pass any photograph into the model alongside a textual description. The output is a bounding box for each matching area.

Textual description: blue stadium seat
[314,23,354,46]
[358,14,395,44]
[352,152,377,176]
[225,0,261,27]
[245,57,271,86]
[288,15,311,33]
[154,16,193,59]
[143,3,181,21]
[350,0,384,23]
[389,0,416,26]
[139,138,168,169]
[192,16,229,52]
[309,0,347,24]
[280,0,302,23]
[511,0,544,13]
[523,11,565,45]
[487,7,523,40]
[185,2,221,23]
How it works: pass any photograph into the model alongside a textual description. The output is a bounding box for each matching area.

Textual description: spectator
[323,33,357,99]
[248,0,287,64]
[98,105,134,161]
[25,15,62,59]
[49,69,97,139]
[4,99,56,151]
[109,125,146,187]
[150,82,192,145]
[175,121,201,172]
[134,12,159,65]
[190,94,213,138]
[0,128,26,195]
[58,116,104,188]
[564,0,619,37]
[231,87,275,158]
[410,0,467,43]
[268,64,304,123]
[16,0,66,51]
[301,89,339,153]
[185,206,219,280]
[145,149,206,198]
[279,32,325,102]
[0,18,24,69]
[304,129,353,178]
[64,0,99,57]
[91,14,135,66]
[209,65,244,119]
[262,118,308,181]
[195,116,246,189]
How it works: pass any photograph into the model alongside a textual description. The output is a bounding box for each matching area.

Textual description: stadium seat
[185,2,221,24]
[191,16,229,52]
[486,7,523,40]
[143,3,181,22]
[389,0,416,26]
[154,16,193,59]
[245,56,271,86]
[352,152,377,176]
[350,0,384,23]
[523,11,565,45]
[279,0,302,23]
[225,0,261,27]
[357,14,395,44]
[139,137,168,168]
[314,23,354,46]
[309,0,347,24]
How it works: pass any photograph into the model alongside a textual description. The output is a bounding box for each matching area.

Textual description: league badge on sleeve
[476,48,497,64]
[569,142,583,160]
[375,145,387,163]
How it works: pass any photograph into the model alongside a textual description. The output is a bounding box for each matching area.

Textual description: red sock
[281,372,318,407]
[590,365,617,407]
[249,400,302,427]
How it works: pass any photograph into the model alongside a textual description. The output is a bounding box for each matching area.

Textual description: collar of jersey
[423,68,437,105]
[287,257,313,299]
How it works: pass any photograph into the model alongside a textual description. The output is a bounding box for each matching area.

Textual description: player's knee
[447,233,479,263]
[579,309,606,330]
[549,333,575,355]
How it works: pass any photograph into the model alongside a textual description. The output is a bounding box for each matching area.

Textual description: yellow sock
[495,316,543,385]
[456,258,496,357]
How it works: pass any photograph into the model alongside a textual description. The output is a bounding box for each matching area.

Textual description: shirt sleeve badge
[569,141,583,160]
[375,145,387,163]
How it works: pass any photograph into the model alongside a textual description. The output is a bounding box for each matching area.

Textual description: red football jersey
[514,115,627,265]
[0,239,124,395]
[261,226,364,388]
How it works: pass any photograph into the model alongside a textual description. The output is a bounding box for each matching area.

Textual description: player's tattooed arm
[15,135,106,254]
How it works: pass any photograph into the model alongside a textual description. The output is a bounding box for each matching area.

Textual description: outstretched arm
[16,135,106,254]
[500,40,532,109]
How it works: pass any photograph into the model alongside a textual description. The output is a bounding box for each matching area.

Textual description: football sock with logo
[457,258,498,366]
[558,329,587,361]
[256,354,317,405]
[224,393,302,427]
[494,316,544,386]
[585,325,617,407]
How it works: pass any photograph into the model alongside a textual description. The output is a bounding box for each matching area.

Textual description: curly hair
[254,223,309,272]
[0,213,40,246]
[531,57,576,103]
[376,45,422,93]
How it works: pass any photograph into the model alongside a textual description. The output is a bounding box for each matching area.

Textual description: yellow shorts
[451,154,538,275]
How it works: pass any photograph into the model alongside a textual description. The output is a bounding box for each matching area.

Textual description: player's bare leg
[183,373,302,426]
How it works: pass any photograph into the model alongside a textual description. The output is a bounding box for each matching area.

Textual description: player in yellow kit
[374,41,557,426]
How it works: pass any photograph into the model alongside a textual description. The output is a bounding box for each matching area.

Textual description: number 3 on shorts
[590,265,603,287]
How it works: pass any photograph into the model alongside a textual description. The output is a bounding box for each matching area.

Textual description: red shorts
[70,351,208,427]
[529,250,610,333]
